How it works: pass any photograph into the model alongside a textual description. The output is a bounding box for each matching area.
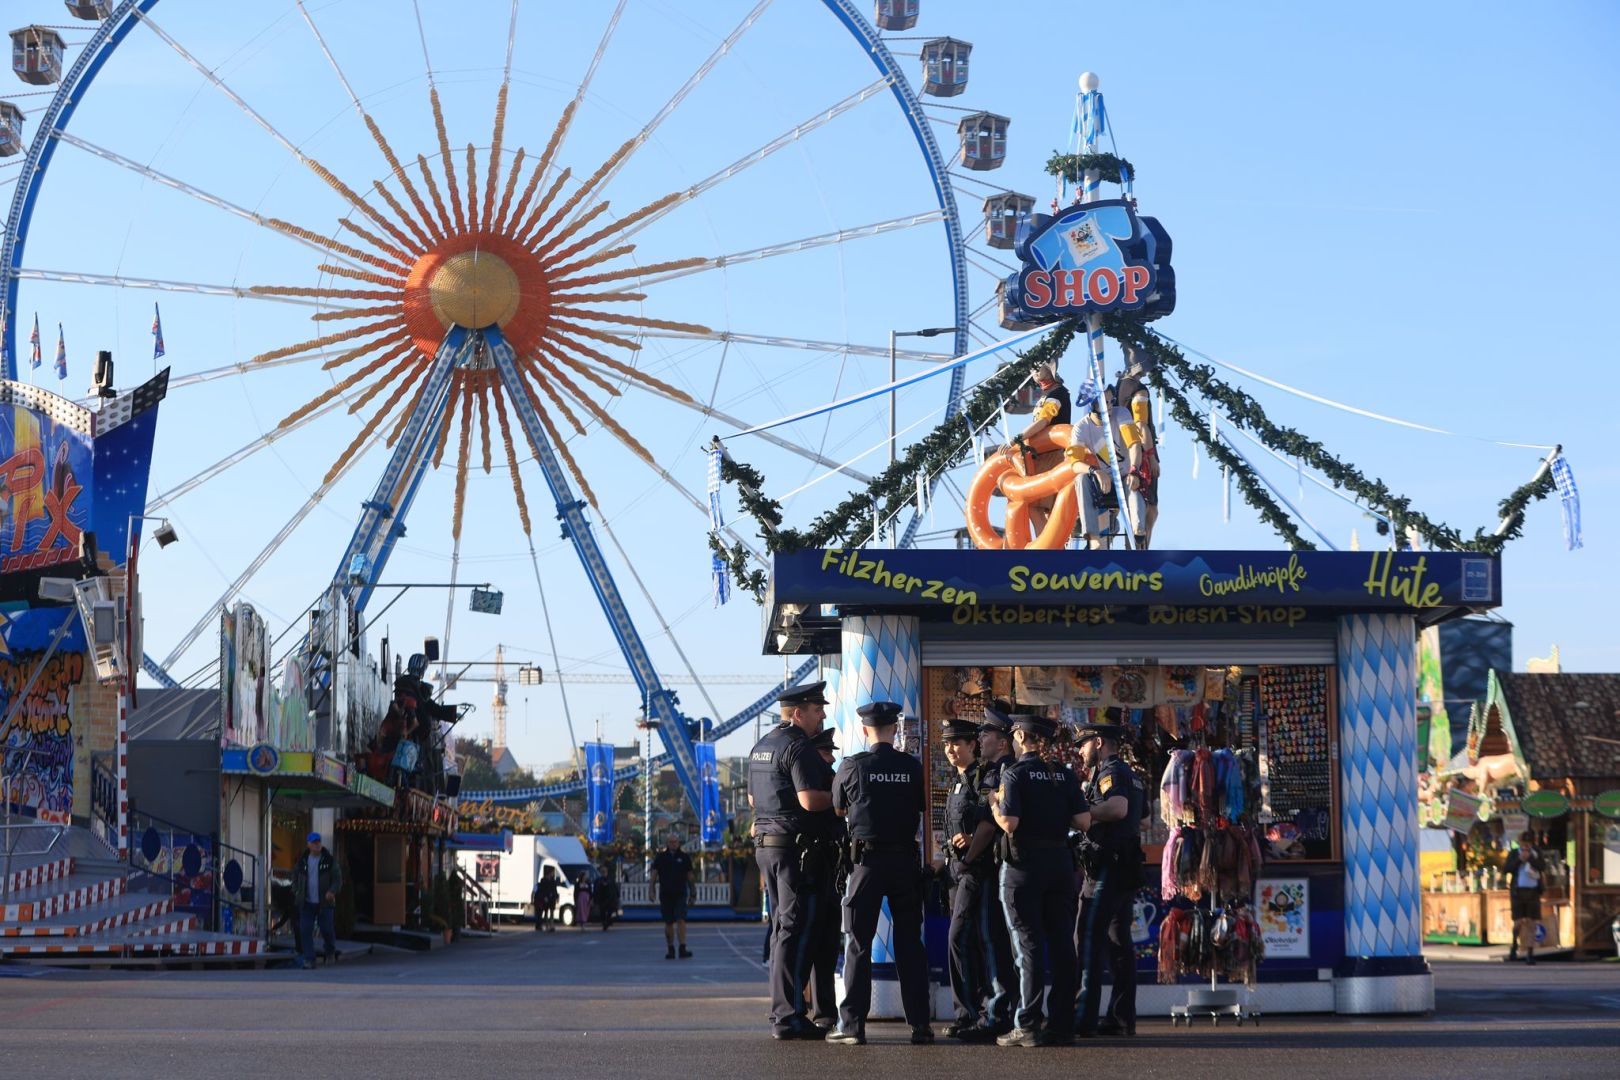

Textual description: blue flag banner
[54,322,66,380]
[584,741,615,844]
[1551,453,1582,551]
[152,303,166,360]
[697,741,724,844]
[29,313,41,370]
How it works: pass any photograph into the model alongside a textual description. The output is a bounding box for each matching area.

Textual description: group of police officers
[749,679,1145,1047]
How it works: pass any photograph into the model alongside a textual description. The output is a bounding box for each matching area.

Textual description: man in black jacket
[1503,832,1546,964]
[292,832,342,968]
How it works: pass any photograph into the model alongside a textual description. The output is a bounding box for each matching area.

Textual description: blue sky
[4,0,1614,771]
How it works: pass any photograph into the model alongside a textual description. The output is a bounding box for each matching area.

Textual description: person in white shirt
[1502,832,1545,964]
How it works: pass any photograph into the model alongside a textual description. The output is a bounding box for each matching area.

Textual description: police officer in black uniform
[989,713,1089,1047]
[1073,711,1147,1037]
[827,701,933,1046]
[963,705,1019,1039]
[747,680,834,1040]
[804,726,845,1033]
[938,716,987,1038]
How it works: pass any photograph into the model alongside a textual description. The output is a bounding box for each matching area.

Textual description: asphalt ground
[2,924,1617,1079]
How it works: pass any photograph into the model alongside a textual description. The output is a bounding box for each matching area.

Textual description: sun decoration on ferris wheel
[248,83,707,539]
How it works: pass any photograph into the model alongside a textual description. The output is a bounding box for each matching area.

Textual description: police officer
[939,705,1010,1042]
[989,713,1089,1047]
[827,701,933,1046]
[1073,711,1147,1038]
[804,726,845,1033]
[748,680,834,1040]
[937,716,987,1038]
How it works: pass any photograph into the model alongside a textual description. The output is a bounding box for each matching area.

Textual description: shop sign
[246,743,279,776]
[770,549,1503,618]
[313,753,346,786]
[1443,789,1482,833]
[1256,879,1310,958]
[1593,790,1620,819]
[1001,199,1175,324]
[1521,790,1570,818]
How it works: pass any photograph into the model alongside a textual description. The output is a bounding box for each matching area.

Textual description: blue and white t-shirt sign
[1003,199,1175,323]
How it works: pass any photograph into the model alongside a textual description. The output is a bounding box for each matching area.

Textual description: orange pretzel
[964,424,1102,550]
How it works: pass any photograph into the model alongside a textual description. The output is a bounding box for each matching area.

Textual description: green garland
[1149,369,1315,550]
[1046,151,1134,187]
[713,322,1079,600]
[1103,315,1556,555]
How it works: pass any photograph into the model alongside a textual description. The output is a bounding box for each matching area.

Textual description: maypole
[1077,72,1136,549]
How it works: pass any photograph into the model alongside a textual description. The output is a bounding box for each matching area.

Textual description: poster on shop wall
[1014,665,1224,708]
[1256,878,1310,958]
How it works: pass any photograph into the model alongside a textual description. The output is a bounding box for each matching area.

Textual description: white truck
[457,835,598,926]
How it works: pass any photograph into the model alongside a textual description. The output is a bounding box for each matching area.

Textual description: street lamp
[889,327,956,465]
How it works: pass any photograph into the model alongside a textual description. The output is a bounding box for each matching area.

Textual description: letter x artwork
[0,374,167,823]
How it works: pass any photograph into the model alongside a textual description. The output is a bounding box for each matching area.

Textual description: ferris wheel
[0,0,1031,808]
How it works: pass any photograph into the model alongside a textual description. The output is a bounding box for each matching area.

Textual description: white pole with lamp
[888,327,957,467]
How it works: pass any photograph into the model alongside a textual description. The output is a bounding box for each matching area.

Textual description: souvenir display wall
[1257,666,1337,860]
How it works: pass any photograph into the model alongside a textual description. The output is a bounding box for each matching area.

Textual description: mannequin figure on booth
[1002,361,1071,535]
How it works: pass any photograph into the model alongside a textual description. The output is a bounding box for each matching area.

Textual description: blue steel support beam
[486,327,704,813]
[333,328,464,612]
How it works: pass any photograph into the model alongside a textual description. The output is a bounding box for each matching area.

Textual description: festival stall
[765,546,1502,1014]
[1420,670,1620,955]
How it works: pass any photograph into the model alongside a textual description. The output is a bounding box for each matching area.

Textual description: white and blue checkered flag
[1551,453,1582,550]
[706,441,725,531]
[1072,375,1098,409]
[706,440,730,605]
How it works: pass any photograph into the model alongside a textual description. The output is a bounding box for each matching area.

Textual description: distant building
[491,746,523,780]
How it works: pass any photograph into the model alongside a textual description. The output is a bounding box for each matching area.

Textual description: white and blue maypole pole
[1076,72,1137,549]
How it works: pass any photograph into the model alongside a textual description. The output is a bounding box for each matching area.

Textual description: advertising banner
[1256,878,1310,958]
[584,741,615,844]
[697,741,724,845]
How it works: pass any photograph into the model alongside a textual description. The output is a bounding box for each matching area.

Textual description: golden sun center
[427,250,522,331]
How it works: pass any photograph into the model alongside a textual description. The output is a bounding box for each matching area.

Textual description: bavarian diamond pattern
[1337,612,1421,957]
[835,615,921,759]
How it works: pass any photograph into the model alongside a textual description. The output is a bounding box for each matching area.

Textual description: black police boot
[1097,1019,1135,1037]
[959,1022,1001,1043]
[944,1020,974,1039]
[678,945,693,959]
[910,1027,935,1045]
[665,945,676,959]
[826,1027,865,1045]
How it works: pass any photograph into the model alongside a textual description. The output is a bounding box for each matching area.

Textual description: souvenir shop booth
[767,545,1502,1015]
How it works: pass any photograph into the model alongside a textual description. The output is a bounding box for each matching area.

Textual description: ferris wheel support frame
[10,0,980,805]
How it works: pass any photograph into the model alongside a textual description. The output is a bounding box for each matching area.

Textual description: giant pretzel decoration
[965,424,1105,549]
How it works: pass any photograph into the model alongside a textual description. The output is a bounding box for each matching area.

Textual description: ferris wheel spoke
[163,350,347,392]
[624,210,946,288]
[277,340,417,430]
[295,0,438,250]
[251,317,405,366]
[158,422,387,673]
[547,329,692,402]
[145,395,351,513]
[614,375,872,483]
[490,385,534,535]
[133,11,423,257]
[561,0,775,229]
[635,329,953,363]
[11,269,355,311]
[450,377,477,539]
[52,132,368,272]
[477,1,523,231]
[611,78,892,247]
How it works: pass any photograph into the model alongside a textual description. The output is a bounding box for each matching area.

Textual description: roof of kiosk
[764,548,1501,654]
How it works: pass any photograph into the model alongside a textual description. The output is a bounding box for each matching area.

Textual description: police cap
[1010,712,1057,737]
[1078,707,1128,742]
[809,727,838,751]
[941,718,980,741]
[978,704,1013,734]
[777,680,829,707]
[856,700,903,726]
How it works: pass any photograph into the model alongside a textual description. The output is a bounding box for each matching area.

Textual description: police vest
[835,744,924,843]
[748,723,811,835]
[945,763,984,842]
[1085,756,1146,851]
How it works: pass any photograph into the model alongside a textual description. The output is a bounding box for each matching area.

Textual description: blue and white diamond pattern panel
[835,615,920,760]
[1337,612,1421,958]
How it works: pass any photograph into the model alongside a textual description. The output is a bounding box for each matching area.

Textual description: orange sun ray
[532,200,612,262]
[416,154,455,238]
[338,216,418,265]
[518,362,587,437]
[543,192,681,268]
[268,219,410,276]
[526,138,634,247]
[517,378,598,508]
[346,355,423,415]
[548,256,706,291]
[465,144,480,233]
[325,359,424,483]
[452,379,476,539]
[546,289,647,305]
[491,385,533,534]
[537,344,618,399]
[550,309,710,336]
[503,100,576,234]
[301,153,421,257]
[546,318,642,354]
[318,263,400,288]
[492,147,526,236]
[482,83,509,230]
[253,318,404,364]
[320,330,411,371]
[512,168,573,248]
[312,303,407,323]
[361,112,440,245]
[546,244,636,283]
[279,338,416,428]
[475,373,493,474]
[430,87,467,234]
[548,365,661,471]
[250,284,398,302]
[431,378,465,469]
[546,329,694,403]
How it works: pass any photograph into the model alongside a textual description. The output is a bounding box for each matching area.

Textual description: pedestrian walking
[291,831,341,969]
[747,679,835,1040]
[1072,712,1147,1037]
[827,701,933,1047]
[1504,832,1546,964]
[651,833,696,959]
[989,713,1089,1047]
[533,864,560,932]
[597,864,619,931]
[574,872,593,928]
